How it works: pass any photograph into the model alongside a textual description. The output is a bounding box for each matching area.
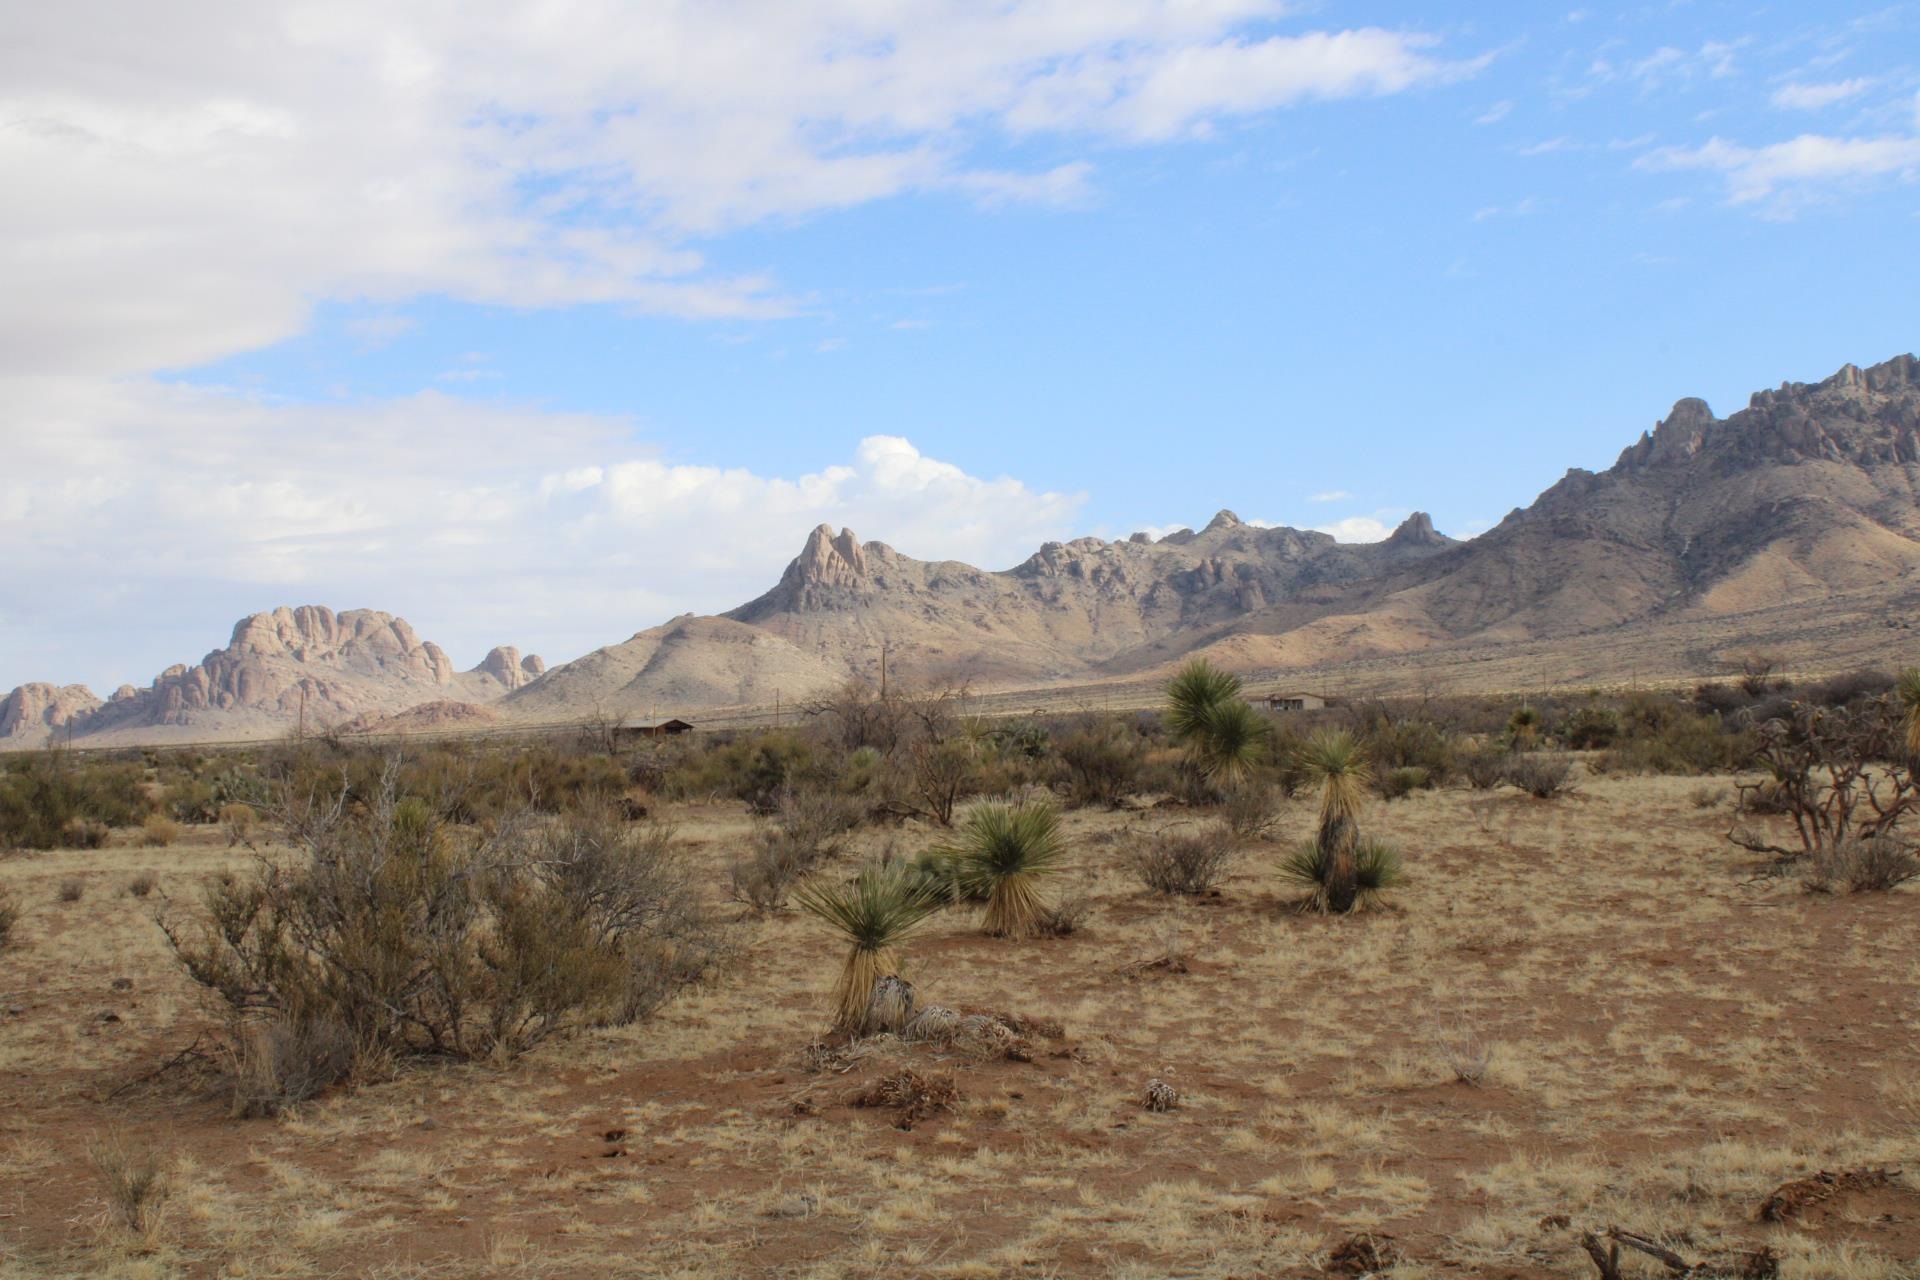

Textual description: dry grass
[0,778,1917,1278]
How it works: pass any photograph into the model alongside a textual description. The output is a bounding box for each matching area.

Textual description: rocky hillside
[1,607,542,746]
[503,353,1920,717]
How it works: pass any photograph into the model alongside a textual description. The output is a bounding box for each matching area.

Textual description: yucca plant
[1899,668,1920,763]
[795,865,943,1032]
[1279,835,1404,912]
[945,799,1068,938]
[1164,659,1268,785]
[1165,659,1242,743]
[1295,730,1374,913]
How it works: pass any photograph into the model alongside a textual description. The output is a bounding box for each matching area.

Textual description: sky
[3,1,1917,693]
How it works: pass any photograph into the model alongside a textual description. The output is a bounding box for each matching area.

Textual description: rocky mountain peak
[1203,509,1243,532]
[786,524,870,589]
[472,645,546,690]
[1384,511,1448,548]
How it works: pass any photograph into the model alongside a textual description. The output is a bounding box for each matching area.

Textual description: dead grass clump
[1689,784,1728,809]
[57,877,84,903]
[140,814,182,847]
[88,1131,171,1239]
[127,870,159,898]
[1431,1020,1495,1086]
[0,886,18,948]
[1129,825,1234,895]
[852,1068,958,1129]
[1036,891,1092,935]
[1803,839,1919,894]
[225,1013,358,1118]
[1143,1078,1179,1112]
[1504,753,1575,798]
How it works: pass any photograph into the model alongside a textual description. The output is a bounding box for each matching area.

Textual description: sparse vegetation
[1803,837,1920,894]
[57,877,84,903]
[0,886,18,948]
[127,870,159,898]
[88,1130,171,1238]
[140,813,181,847]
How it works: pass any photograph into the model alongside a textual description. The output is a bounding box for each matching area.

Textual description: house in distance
[1248,691,1326,713]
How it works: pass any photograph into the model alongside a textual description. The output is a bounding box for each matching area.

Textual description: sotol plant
[946,799,1069,938]
[795,865,942,1032]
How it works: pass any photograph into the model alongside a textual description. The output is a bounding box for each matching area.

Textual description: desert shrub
[1359,716,1454,786]
[941,798,1068,937]
[1504,754,1574,799]
[1731,699,1920,864]
[161,778,219,824]
[127,870,159,898]
[1279,836,1404,912]
[1130,825,1235,895]
[220,802,257,846]
[1809,669,1895,709]
[729,787,860,912]
[163,778,717,1095]
[1377,766,1432,802]
[57,878,84,903]
[0,887,18,948]
[140,814,182,847]
[1597,712,1750,775]
[1219,781,1281,838]
[1560,705,1621,750]
[0,753,151,849]
[1456,744,1508,790]
[901,847,980,903]
[1053,723,1144,809]
[1803,838,1920,894]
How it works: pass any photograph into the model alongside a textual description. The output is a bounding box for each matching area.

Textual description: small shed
[615,718,695,742]
[1250,692,1326,713]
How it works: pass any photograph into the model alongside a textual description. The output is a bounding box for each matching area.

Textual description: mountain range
[5,354,1918,747]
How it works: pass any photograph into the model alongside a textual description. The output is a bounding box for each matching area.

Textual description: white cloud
[0,377,1084,691]
[1641,132,1920,206]
[1475,100,1512,125]
[0,1,1480,380]
[1771,78,1871,111]
[1307,490,1351,503]
[1313,515,1397,542]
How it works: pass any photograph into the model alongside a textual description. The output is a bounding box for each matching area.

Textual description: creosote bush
[1457,744,1508,791]
[1053,723,1144,809]
[1219,782,1281,839]
[1504,753,1574,799]
[729,786,862,912]
[1130,825,1235,895]
[163,766,718,1107]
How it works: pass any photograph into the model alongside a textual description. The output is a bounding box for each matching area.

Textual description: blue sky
[3,1,1917,692]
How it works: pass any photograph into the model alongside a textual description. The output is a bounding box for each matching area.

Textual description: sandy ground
[2,773,1918,1278]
